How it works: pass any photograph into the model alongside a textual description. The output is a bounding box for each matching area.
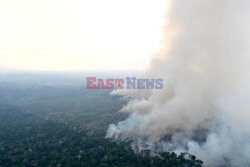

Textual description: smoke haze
[107,0,250,166]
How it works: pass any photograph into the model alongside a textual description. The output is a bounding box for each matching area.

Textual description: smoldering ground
[107,0,250,166]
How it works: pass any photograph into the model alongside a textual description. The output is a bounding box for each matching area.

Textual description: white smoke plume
[107,0,250,166]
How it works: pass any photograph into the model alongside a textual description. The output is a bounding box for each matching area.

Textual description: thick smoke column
[107,0,250,166]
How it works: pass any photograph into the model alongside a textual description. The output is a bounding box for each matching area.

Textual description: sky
[0,0,167,72]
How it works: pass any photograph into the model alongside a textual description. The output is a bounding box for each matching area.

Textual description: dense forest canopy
[0,73,203,167]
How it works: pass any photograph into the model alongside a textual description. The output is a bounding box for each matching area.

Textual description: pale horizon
[0,0,167,72]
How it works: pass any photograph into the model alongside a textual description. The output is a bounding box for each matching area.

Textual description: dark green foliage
[0,82,203,167]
